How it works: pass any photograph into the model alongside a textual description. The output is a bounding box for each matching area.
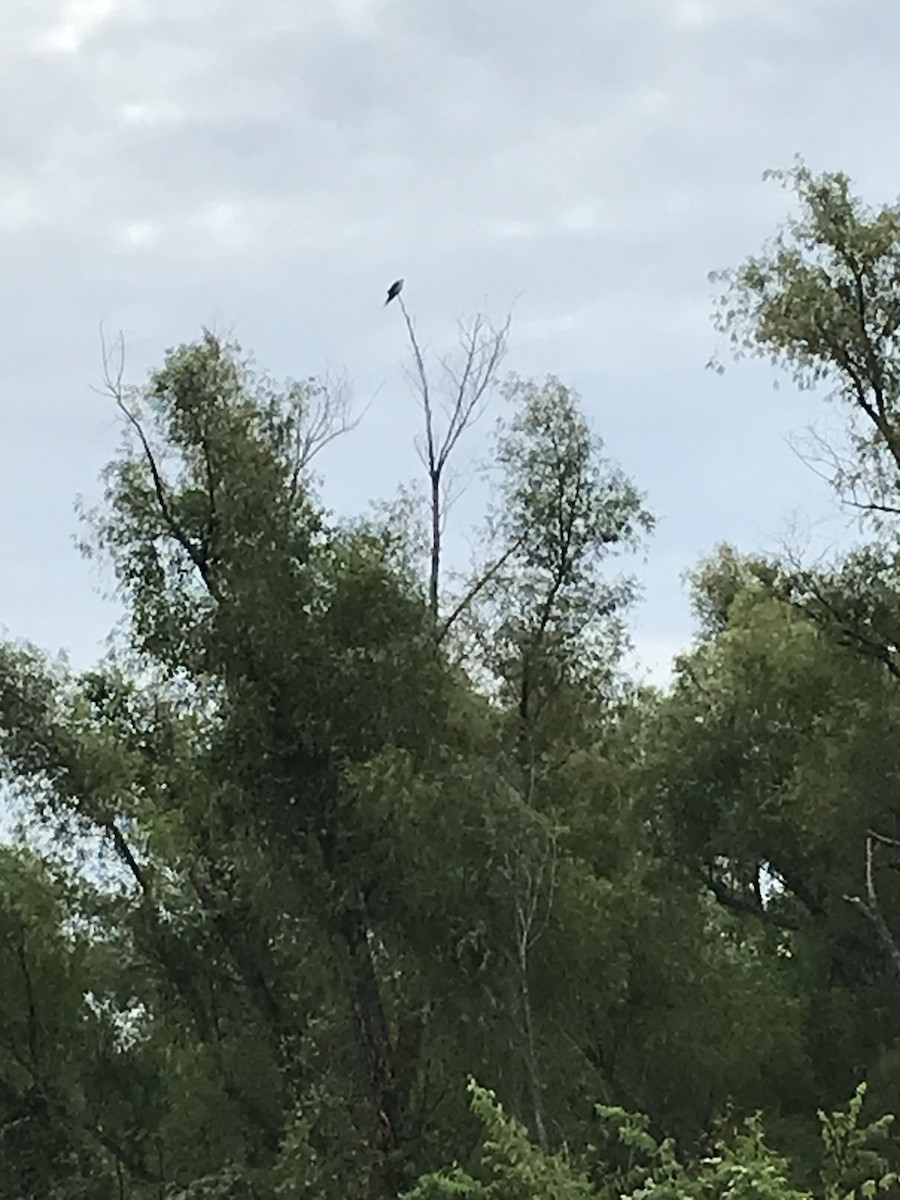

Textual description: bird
[384,278,404,306]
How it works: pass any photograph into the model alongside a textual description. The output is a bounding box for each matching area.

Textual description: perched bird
[384,278,404,306]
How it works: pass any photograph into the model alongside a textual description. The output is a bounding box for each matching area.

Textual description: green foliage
[7,196,900,1199]
[405,1081,896,1200]
[819,1085,896,1200]
[632,551,900,1126]
[1,336,666,1196]
[403,1081,596,1200]
[712,158,900,524]
[477,375,653,731]
[706,162,900,1126]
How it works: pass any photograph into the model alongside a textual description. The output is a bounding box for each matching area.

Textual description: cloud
[36,0,129,54]
[1,0,897,675]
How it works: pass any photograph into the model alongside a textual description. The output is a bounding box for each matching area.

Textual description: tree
[712,160,900,524]
[7,314,896,1196]
[438,375,656,1149]
[469,375,653,768]
[3,333,661,1194]
[626,544,900,1133]
[712,162,900,990]
[711,163,900,677]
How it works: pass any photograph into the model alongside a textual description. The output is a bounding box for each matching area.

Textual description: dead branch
[499,828,558,1151]
[844,832,900,983]
[97,329,221,602]
[288,371,369,497]
[437,533,527,644]
[394,299,510,619]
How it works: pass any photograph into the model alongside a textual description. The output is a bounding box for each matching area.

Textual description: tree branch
[844,832,900,982]
[99,329,221,602]
[395,301,509,621]
[436,533,526,643]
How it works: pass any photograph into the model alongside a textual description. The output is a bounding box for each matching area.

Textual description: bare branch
[845,832,900,982]
[97,329,221,602]
[289,371,369,495]
[102,816,152,898]
[499,828,557,1151]
[394,299,510,620]
[798,571,900,681]
[869,828,900,848]
[841,496,900,517]
[435,313,511,474]
[437,534,527,643]
[398,300,437,475]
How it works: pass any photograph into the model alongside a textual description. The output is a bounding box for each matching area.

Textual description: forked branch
[394,299,510,618]
[844,830,900,982]
[98,328,220,601]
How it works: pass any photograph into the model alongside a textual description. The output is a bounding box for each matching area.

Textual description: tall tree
[7,313,891,1195]
[712,162,900,984]
[713,159,900,522]
[627,545,900,1134]
[470,375,653,765]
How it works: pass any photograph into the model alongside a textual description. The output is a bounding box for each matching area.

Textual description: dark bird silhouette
[384,278,404,306]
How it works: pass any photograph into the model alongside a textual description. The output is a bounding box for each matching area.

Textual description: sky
[2,0,898,687]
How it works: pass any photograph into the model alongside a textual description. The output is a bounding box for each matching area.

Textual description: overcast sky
[2,0,897,685]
